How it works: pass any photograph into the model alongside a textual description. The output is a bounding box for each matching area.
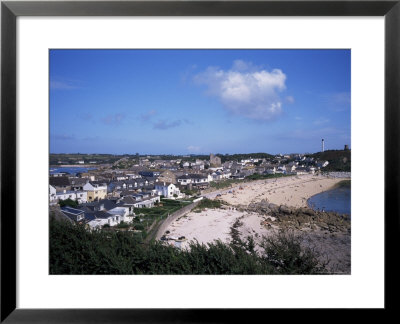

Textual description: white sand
[164,209,350,273]
[167,175,350,248]
[164,208,244,249]
[213,174,349,208]
[164,208,279,249]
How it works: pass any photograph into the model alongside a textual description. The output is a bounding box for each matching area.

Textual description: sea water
[49,167,97,175]
[307,186,351,216]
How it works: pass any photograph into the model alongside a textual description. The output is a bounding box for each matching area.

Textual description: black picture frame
[1,0,399,322]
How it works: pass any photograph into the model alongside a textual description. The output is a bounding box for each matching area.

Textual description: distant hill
[308,149,351,172]
[217,153,275,163]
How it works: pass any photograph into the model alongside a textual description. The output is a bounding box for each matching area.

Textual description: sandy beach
[162,174,351,273]
[206,174,349,208]
[164,207,350,273]
[164,208,243,249]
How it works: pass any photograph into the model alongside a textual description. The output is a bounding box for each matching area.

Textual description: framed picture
[1,0,398,321]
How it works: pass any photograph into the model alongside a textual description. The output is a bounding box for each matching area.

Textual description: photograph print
[49,49,351,275]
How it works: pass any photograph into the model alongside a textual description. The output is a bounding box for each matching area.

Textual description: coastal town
[50,151,342,229]
[49,148,351,274]
[49,50,352,275]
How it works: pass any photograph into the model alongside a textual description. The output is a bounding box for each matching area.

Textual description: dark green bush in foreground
[49,218,326,275]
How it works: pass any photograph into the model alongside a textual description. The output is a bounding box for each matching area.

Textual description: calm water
[307,186,351,216]
[49,167,97,175]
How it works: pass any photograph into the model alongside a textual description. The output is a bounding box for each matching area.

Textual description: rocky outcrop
[246,200,350,233]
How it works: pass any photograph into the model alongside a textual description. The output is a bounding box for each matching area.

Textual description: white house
[276,165,287,174]
[177,174,209,186]
[86,210,122,229]
[155,182,181,198]
[108,206,133,223]
[322,161,329,168]
[54,189,88,204]
[265,167,276,175]
[49,185,57,203]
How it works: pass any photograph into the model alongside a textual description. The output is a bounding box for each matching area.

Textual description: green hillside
[308,149,351,172]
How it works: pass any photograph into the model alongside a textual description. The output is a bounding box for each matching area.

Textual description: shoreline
[306,181,351,216]
[161,174,351,273]
[162,205,351,273]
[205,174,350,208]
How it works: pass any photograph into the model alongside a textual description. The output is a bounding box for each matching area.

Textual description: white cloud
[286,96,295,104]
[194,61,287,121]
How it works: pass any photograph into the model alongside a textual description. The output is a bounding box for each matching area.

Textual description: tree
[59,198,78,208]
[49,217,326,275]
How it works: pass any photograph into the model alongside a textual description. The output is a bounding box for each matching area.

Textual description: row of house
[59,196,135,229]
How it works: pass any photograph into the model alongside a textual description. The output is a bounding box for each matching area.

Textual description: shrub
[259,231,326,274]
[49,218,326,275]
[194,198,222,211]
[133,224,144,231]
[59,198,78,208]
[117,222,129,229]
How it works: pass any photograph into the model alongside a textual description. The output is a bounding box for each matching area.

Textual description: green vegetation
[180,188,199,196]
[259,231,326,274]
[49,153,122,166]
[59,198,79,208]
[210,178,242,189]
[216,152,274,163]
[134,199,191,220]
[334,180,351,188]
[116,221,130,229]
[193,198,223,212]
[245,173,291,181]
[209,173,291,190]
[111,159,138,170]
[309,149,351,172]
[49,218,326,274]
[131,199,192,239]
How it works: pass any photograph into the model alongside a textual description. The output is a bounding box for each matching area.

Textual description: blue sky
[50,49,350,155]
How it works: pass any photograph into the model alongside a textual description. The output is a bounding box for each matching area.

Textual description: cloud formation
[140,109,157,121]
[194,60,287,121]
[286,96,295,104]
[101,113,125,126]
[153,119,182,130]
